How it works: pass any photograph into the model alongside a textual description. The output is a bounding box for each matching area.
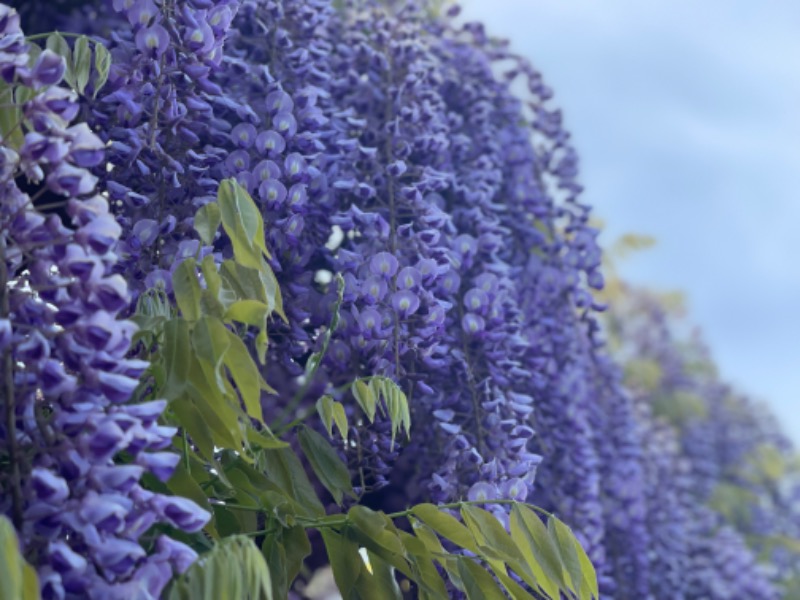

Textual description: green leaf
[259,448,325,518]
[297,425,354,506]
[280,525,311,592]
[548,517,584,596]
[72,36,91,94]
[320,528,362,600]
[509,505,564,599]
[223,329,271,422]
[332,401,348,442]
[354,550,404,600]
[412,504,480,555]
[461,505,523,564]
[409,517,447,556]
[262,534,288,600]
[194,202,222,245]
[168,536,273,600]
[0,515,34,600]
[224,299,269,329]
[493,569,537,600]
[352,379,376,423]
[0,516,40,600]
[173,259,202,321]
[92,42,111,98]
[573,527,599,599]
[316,395,335,438]
[348,506,405,557]
[218,179,269,270]
[198,254,229,313]
[0,82,23,151]
[456,557,508,600]
[395,529,450,599]
[316,395,348,441]
[171,397,216,461]
[21,564,39,600]
[258,263,285,322]
[185,364,242,452]
[161,319,191,399]
[379,377,411,449]
[220,260,267,305]
[192,317,231,393]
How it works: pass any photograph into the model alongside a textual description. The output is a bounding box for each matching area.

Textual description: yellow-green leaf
[72,36,91,94]
[173,259,202,321]
[194,202,222,245]
[0,516,40,600]
[92,42,111,98]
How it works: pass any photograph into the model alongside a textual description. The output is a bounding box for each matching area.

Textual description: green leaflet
[456,557,507,600]
[548,516,583,596]
[168,536,273,600]
[262,525,311,600]
[509,504,567,599]
[72,35,90,94]
[320,528,362,600]
[0,516,40,600]
[42,33,111,96]
[352,379,376,423]
[297,425,355,506]
[218,178,270,270]
[194,202,222,245]
[0,81,23,150]
[412,504,480,554]
[92,43,111,98]
[350,376,410,449]
[173,259,203,321]
[259,448,326,518]
[316,395,348,441]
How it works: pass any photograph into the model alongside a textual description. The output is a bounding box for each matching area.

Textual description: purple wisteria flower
[0,10,208,597]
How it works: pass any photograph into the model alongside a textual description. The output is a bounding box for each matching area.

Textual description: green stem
[273,405,315,437]
[217,498,555,531]
[24,31,85,42]
[270,275,344,431]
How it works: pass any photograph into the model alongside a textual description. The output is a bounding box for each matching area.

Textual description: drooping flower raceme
[0,7,208,598]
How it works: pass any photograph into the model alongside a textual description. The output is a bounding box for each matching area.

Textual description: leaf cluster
[129,180,598,599]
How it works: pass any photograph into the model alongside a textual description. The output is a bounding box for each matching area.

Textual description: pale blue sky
[461,0,800,440]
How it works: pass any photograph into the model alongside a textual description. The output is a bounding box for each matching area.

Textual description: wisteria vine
[2,1,799,598]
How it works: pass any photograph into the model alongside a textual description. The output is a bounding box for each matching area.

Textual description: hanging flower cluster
[0,6,208,598]
[4,1,799,598]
